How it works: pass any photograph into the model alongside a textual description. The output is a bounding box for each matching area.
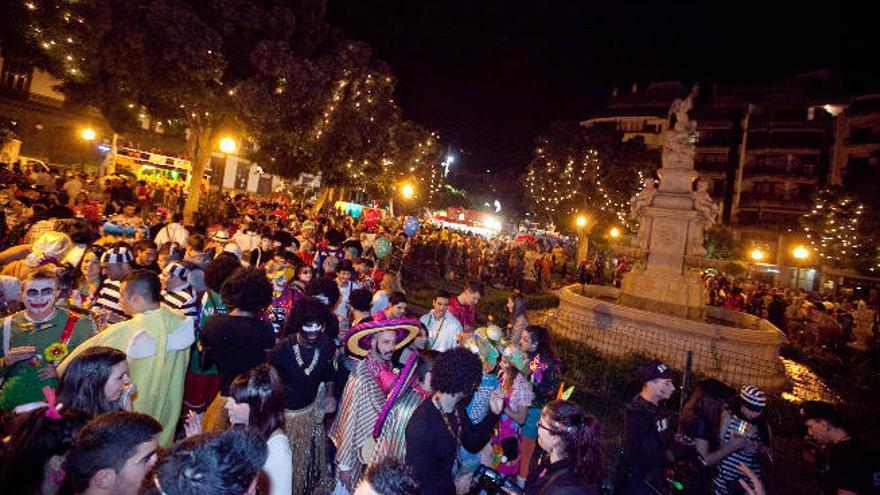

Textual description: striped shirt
[162,284,198,317]
[92,279,129,329]
[713,414,768,494]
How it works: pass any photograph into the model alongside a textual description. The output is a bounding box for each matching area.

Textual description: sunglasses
[25,287,56,297]
[537,421,563,435]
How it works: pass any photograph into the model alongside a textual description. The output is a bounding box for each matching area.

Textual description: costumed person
[456,325,503,474]
[335,260,362,333]
[160,261,198,317]
[330,318,420,492]
[268,298,338,495]
[183,253,240,414]
[519,325,561,480]
[314,228,346,277]
[91,246,134,330]
[367,350,437,468]
[0,267,96,410]
[489,344,535,478]
[405,347,504,495]
[712,386,772,495]
[58,270,195,446]
[261,257,297,335]
[1,230,72,279]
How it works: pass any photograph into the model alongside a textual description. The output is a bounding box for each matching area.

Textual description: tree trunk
[311,186,332,216]
[183,125,215,225]
[337,187,347,202]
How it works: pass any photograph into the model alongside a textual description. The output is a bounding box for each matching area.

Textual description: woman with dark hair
[0,407,89,495]
[507,290,529,345]
[526,400,604,495]
[199,268,276,433]
[405,347,504,495]
[58,346,133,416]
[185,364,291,495]
[69,245,105,310]
[519,325,561,479]
[676,379,745,494]
[291,263,313,305]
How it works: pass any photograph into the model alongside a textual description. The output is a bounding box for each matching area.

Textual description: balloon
[374,237,392,259]
[403,216,420,237]
[364,209,380,228]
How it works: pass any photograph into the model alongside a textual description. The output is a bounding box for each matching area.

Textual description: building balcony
[747,134,824,149]
[743,164,817,178]
[738,192,813,209]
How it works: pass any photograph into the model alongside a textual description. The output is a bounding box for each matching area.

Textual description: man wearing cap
[618,360,677,495]
[92,246,134,330]
[160,261,198,317]
[801,401,879,495]
[713,385,771,495]
[330,318,420,491]
[0,267,96,410]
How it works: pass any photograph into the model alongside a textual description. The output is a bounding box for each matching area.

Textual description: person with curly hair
[525,400,604,495]
[405,347,504,495]
[199,268,275,433]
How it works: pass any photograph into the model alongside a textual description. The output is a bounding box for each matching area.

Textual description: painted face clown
[0,267,97,410]
[261,259,296,335]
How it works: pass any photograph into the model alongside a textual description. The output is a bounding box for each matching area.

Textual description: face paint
[22,278,59,320]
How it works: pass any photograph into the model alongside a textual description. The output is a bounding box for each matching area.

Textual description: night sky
[328,1,877,193]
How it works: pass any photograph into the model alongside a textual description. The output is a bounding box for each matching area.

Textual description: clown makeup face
[299,320,323,347]
[22,277,60,320]
[372,330,397,362]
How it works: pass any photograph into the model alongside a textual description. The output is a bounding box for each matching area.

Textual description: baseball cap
[638,360,675,385]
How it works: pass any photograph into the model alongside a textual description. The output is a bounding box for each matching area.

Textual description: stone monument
[618,85,719,320]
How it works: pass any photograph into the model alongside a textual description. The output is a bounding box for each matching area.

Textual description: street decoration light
[219,136,237,154]
[576,215,588,228]
[792,245,809,260]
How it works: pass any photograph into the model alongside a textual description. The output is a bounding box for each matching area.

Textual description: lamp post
[80,128,96,172]
[576,214,589,264]
[219,136,237,154]
[792,245,809,290]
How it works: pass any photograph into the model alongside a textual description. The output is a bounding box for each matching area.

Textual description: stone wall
[550,285,787,390]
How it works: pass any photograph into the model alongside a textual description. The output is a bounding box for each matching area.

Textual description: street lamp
[575,214,589,263]
[792,245,810,290]
[401,183,415,200]
[750,248,765,262]
[80,128,96,141]
[609,227,621,239]
[219,136,237,154]
[576,215,588,228]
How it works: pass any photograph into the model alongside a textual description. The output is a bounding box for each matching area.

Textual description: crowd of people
[705,275,880,354]
[0,163,876,495]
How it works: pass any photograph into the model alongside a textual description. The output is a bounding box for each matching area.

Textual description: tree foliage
[523,122,657,232]
[801,188,880,275]
[5,0,444,218]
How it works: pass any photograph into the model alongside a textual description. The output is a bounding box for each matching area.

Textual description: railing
[743,164,817,177]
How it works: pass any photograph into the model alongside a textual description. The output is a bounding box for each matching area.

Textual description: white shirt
[264,430,292,495]
[154,222,189,246]
[420,310,463,351]
[335,280,362,330]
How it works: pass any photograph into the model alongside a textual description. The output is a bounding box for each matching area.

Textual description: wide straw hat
[343,318,421,357]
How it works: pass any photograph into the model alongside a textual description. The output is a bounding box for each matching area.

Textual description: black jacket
[621,395,674,485]
[526,456,593,495]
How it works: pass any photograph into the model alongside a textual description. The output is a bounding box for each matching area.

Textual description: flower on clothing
[44,342,69,364]
[529,354,549,384]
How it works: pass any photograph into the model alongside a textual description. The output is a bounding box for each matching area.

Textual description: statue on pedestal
[662,85,700,170]
[686,180,720,256]
[629,179,657,250]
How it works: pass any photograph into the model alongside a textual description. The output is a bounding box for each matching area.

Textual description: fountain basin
[549,284,787,390]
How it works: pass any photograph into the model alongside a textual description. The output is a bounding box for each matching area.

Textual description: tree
[7,0,355,223]
[801,188,880,275]
[523,122,657,232]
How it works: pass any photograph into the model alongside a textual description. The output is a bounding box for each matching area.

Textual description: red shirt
[448,295,476,331]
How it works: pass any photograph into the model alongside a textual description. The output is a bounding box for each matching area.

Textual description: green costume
[0,308,96,410]
[59,307,194,446]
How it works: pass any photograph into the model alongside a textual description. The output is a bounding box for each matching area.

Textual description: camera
[472,465,523,495]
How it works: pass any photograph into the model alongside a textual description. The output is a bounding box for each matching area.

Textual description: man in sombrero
[330,317,420,492]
